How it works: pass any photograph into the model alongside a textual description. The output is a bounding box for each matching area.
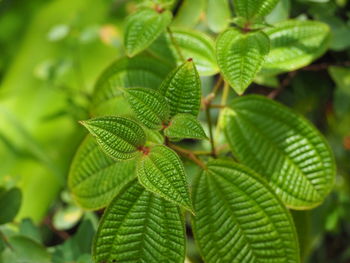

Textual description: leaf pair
[79,117,193,212]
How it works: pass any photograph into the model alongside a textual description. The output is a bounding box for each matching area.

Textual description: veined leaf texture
[81,116,146,161]
[93,180,185,263]
[68,136,136,210]
[233,0,279,21]
[222,95,335,209]
[192,160,299,263]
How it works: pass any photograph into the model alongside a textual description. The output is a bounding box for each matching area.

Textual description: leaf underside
[222,95,335,209]
[123,88,170,130]
[124,8,172,57]
[68,136,136,210]
[192,160,299,263]
[164,113,207,140]
[263,20,330,75]
[137,145,193,212]
[93,180,185,263]
[159,60,201,117]
[216,28,270,95]
[233,0,279,21]
[81,116,146,161]
[91,55,172,116]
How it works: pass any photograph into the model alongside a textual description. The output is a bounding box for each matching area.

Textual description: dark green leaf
[69,136,136,210]
[124,8,172,57]
[80,116,146,161]
[123,88,170,129]
[0,187,22,224]
[222,95,336,209]
[93,180,185,263]
[216,28,270,95]
[164,114,207,140]
[137,145,193,211]
[159,60,201,117]
[192,160,300,263]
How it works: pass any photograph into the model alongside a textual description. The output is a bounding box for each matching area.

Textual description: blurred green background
[0,0,349,262]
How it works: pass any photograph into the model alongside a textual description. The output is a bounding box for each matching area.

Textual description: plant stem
[205,106,216,158]
[214,81,229,142]
[167,27,185,61]
[0,230,13,250]
[169,143,207,170]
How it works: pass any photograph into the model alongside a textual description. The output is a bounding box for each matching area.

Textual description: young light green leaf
[192,160,299,263]
[222,95,336,209]
[159,60,201,117]
[263,20,330,75]
[68,136,136,210]
[0,187,22,224]
[93,180,185,263]
[216,28,270,95]
[149,28,218,76]
[123,88,170,130]
[164,114,207,140]
[233,0,279,21]
[91,55,172,116]
[207,0,231,33]
[137,145,193,211]
[124,8,172,57]
[172,0,205,28]
[80,116,146,161]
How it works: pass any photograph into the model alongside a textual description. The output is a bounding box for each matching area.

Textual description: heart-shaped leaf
[124,8,172,57]
[149,28,218,76]
[159,60,201,117]
[216,28,270,95]
[233,0,279,21]
[137,145,193,212]
[192,160,299,263]
[93,180,185,263]
[222,95,336,209]
[80,116,146,161]
[164,114,207,140]
[91,55,172,116]
[263,20,330,75]
[123,88,170,130]
[68,136,136,210]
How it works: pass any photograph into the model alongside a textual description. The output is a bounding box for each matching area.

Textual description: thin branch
[167,27,185,61]
[214,81,230,142]
[205,106,216,158]
[268,71,297,99]
[0,230,13,250]
[169,143,207,170]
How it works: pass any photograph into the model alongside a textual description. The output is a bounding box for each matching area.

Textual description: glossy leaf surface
[216,28,270,95]
[159,60,201,117]
[137,145,193,211]
[124,8,172,57]
[233,0,279,21]
[123,88,170,129]
[93,181,185,263]
[263,20,330,75]
[192,160,299,263]
[149,28,218,76]
[68,136,136,210]
[164,114,207,140]
[81,116,146,161]
[222,95,335,209]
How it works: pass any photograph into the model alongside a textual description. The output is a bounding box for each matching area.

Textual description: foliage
[1,0,350,262]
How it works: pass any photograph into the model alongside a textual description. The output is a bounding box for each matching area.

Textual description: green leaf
[233,0,279,21]
[222,95,336,209]
[91,55,172,116]
[159,60,201,117]
[136,145,193,211]
[68,136,136,210]
[0,187,22,224]
[216,28,270,95]
[172,0,205,28]
[123,87,170,130]
[93,180,185,263]
[80,116,146,161]
[124,8,172,57]
[263,20,330,75]
[164,114,208,140]
[149,28,218,76]
[192,160,300,263]
[207,0,231,33]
